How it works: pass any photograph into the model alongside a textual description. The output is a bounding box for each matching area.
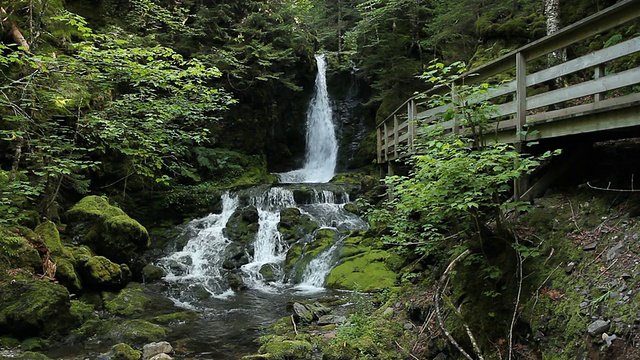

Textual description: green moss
[34,221,63,255]
[72,318,167,345]
[0,336,20,348]
[70,299,97,323]
[65,196,150,265]
[82,256,126,288]
[287,229,338,283]
[325,250,400,292]
[149,310,199,325]
[21,337,49,351]
[107,343,142,360]
[54,256,82,292]
[258,337,313,360]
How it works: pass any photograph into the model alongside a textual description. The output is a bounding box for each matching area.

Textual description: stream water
[154,54,367,358]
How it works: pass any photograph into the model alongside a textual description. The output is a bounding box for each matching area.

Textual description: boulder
[74,319,167,345]
[223,205,259,243]
[317,315,347,325]
[0,274,78,338]
[142,264,166,282]
[0,227,42,274]
[34,220,63,255]
[258,338,313,360]
[65,196,150,266]
[104,283,175,318]
[278,208,319,244]
[81,256,130,289]
[325,250,400,292]
[292,302,314,323]
[96,343,142,360]
[143,341,173,359]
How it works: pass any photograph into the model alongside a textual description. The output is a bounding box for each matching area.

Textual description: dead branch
[290,315,298,336]
[435,249,482,360]
[587,179,640,192]
[1,7,30,51]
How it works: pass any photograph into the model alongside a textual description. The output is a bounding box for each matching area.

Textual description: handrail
[378,0,640,165]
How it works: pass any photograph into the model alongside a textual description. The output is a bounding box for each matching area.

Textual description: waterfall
[278,54,338,183]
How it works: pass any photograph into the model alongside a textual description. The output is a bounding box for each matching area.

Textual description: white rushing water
[158,186,368,305]
[278,54,338,183]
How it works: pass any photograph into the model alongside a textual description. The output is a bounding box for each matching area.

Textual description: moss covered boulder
[34,220,63,255]
[325,250,400,292]
[104,283,175,318]
[223,205,259,243]
[278,208,318,244]
[286,229,339,282]
[81,255,131,289]
[98,343,142,360]
[74,318,167,345]
[65,196,150,266]
[256,337,313,360]
[0,274,79,338]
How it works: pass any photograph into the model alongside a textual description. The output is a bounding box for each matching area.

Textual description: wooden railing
[377,0,640,164]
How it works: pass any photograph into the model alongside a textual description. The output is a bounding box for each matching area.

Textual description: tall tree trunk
[545,0,565,88]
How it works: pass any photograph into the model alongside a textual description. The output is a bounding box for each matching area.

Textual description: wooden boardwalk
[377,0,640,169]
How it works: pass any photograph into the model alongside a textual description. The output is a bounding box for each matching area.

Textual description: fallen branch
[435,249,481,360]
[1,7,30,51]
[291,315,298,336]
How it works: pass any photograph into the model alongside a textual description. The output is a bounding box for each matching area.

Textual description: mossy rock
[70,299,97,324]
[65,196,150,266]
[224,205,259,243]
[325,250,400,292]
[21,337,49,351]
[0,274,78,338]
[258,337,313,360]
[54,256,82,293]
[286,229,338,283]
[0,227,42,274]
[104,283,174,318]
[150,310,199,325]
[34,220,63,255]
[74,318,167,345]
[81,256,130,289]
[100,343,142,360]
[278,208,319,244]
[0,336,20,348]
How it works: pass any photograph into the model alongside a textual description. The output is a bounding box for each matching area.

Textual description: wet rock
[621,272,632,280]
[223,205,259,243]
[292,302,314,323]
[142,264,166,283]
[587,319,610,336]
[227,273,247,291]
[564,262,576,274]
[404,322,414,330]
[143,341,173,359]
[317,315,347,325]
[149,311,199,326]
[606,242,625,261]
[602,333,617,347]
[325,250,401,291]
[150,354,172,360]
[383,307,394,316]
[104,283,174,318]
[278,208,319,244]
[258,338,313,360]
[307,302,331,318]
[74,318,167,345]
[259,264,277,282]
[583,242,598,251]
[97,343,141,360]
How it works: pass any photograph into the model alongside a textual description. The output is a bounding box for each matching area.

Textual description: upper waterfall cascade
[278,54,338,183]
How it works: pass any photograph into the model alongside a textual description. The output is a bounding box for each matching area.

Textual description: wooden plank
[515,52,527,142]
[528,92,640,124]
[526,37,640,87]
[594,64,606,102]
[393,115,399,158]
[527,67,640,110]
[377,127,382,163]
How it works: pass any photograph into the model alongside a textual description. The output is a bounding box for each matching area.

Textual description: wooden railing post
[408,99,416,154]
[594,63,606,102]
[383,121,389,162]
[451,82,459,134]
[515,52,527,144]
[377,127,382,164]
[393,114,399,159]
